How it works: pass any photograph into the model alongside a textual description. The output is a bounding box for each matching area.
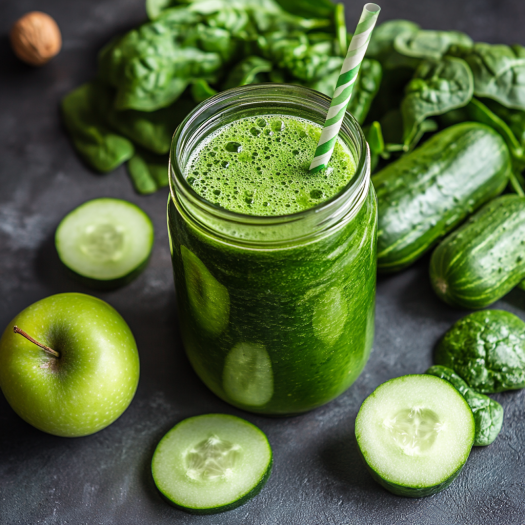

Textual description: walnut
[10,11,62,66]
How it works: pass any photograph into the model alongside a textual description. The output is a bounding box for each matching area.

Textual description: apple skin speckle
[0,293,140,437]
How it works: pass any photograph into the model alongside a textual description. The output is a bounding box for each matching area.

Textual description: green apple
[0,293,140,437]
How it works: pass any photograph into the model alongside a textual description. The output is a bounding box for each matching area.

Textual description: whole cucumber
[430,195,525,309]
[374,122,510,272]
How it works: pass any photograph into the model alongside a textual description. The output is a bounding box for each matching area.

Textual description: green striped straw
[309,3,381,173]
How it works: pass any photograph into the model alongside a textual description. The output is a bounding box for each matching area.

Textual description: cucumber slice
[151,414,272,514]
[355,375,475,497]
[55,198,154,289]
[181,246,230,337]
[223,342,274,407]
[312,287,348,346]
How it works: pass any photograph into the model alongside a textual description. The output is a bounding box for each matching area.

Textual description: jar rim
[169,83,370,245]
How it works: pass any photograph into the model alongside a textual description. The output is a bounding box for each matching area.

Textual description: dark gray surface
[1,0,525,523]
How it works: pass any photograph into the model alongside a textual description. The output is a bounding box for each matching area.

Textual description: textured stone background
[1,1,525,523]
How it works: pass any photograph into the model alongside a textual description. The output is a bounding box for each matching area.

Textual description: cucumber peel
[55,198,154,289]
[356,375,475,497]
[151,414,272,514]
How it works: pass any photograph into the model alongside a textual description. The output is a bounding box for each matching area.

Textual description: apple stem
[13,326,60,358]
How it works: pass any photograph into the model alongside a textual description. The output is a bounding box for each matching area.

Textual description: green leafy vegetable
[458,43,525,111]
[272,0,336,19]
[406,118,438,151]
[222,56,273,90]
[191,79,218,102]
[64,0,356,192]
[98,9,225,111]
[107,97,196,154]
[464,98,525,166]
[366,19,420,67]
[146,0,282,20]
[378,109,404,146]
[333,3,346,56]
[425,365,504,446]
[483,98,525,149]
[257,31,340,83]
[435,310,525,394]
[364,121,385,172]
[347,59,382,124]
[61,82,135,172]
[127,149,169,194]
[401,56,473,145]
[394,30,472,61]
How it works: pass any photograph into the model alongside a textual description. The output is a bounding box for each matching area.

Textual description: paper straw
[309,3,381,173]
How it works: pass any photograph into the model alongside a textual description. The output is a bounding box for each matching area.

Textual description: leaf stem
[13,326,60,358]
[509,171,525,197]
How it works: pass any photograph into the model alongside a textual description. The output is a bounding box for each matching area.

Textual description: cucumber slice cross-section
[151,414,272,514]
[55,198,154,288]
[355,375,475,497]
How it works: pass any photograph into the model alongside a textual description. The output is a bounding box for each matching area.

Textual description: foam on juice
[184,115,357,216]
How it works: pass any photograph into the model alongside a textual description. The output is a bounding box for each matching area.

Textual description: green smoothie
[169,110,377,415]
[185,115,357,215]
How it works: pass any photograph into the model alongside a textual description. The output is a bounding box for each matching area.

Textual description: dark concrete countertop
[1,0,524,523]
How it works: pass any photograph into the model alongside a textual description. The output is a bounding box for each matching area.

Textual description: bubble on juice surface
[271,119,285,132]
[225,142,242,153]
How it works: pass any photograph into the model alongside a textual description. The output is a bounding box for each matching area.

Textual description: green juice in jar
[185,115,356,215]
[168,87,377,415]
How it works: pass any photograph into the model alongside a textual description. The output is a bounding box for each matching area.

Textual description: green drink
[185,115,356,215]
[168,85,376,415]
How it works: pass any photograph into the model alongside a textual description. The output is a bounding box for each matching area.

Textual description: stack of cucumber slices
[356,375,475,497]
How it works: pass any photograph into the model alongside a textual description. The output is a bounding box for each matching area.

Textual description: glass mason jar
[168,84,377,416]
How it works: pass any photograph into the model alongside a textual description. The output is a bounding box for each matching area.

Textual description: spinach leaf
[426,365,504,446]
[146,0,173,19]
[401,56,473,145]
[464,98,525,165]
[127,149,169,194]
[107,97,196,154]
[258,32,341,83]
[269,68,289,83]
[366,19,420,65]
[438,106,470,127]
[191,79,218,102]
[459,43,525,111]
[483,97,525,149]
[435,309,525,393]
[272,0,335,19]
[394,30,472,61]
[308,65,340,96]
[407,118,438,151]
[98,11,223,112]
[250,9,330,33]
[61,82,134,172]
[366,65,415,121]
[375,108,436,156]
[147,0,281,20]
[464,98,525,194]
[364,121,385,172]
[333,3,346,56]
[222,56,273,90]
[379,109,404,146]
[347,58,382,124]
